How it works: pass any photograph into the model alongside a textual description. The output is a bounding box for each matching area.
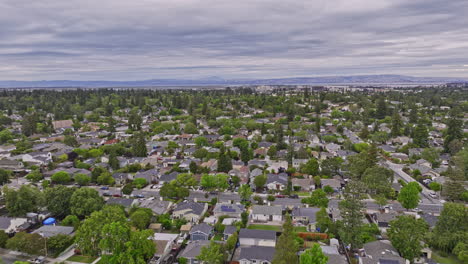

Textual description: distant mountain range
[0,74,467,88]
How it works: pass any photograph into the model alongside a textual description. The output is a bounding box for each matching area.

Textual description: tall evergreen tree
[375,97,387,119]
[391,110,403,137]
[339,181,365,249]
[272,214,299,264]
[132,132,147,157]
[412,122,428,147]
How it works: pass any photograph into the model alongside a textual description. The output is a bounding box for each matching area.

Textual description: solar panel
[221,205,236,212]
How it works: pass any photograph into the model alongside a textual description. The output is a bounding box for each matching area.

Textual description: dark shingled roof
[239,228,276,240]
[239,246,276,262]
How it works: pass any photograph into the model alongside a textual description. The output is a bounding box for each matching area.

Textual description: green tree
[267,145,277,158]
[397,182,420,210]
[300,158,319,175]
[444,110,463,152]
[388,215,428,262]
[217,150,232,173]
[47,234,74,257]
[75,205,127,256]
[184,123,198,134]
[391,110,402,137]
[51,171,71,184]
[375,97,387,119]
[316,207,333,233]
[3,185,44,217]
[174,173,198,188]
[226,232,238,251]
[97,172,115,185]
[62,215,80,229]
[122,184,133,195]
[128,110,142,131]
[253,174,267,189]
[74,173,91,186]
[320,157,343,177]
[0,230,8,248]
[412,122,428,148]
[431,202,468,253]
[239,184,253,201]
[25,169,42,183]
[300,244,328,264]
[0,169,11,185]
[272,214,299,264]
[70,188,104,218]
[302,189,329,208]
[45,186,76,217]
[194,136,208,147]
[133,178,147,189]
[130,208,153,230]
[131,132,147,157]
[108,150,120,170]
[64,135,79,147]
[197,241,226,264]
[339,182,365,249]
[6,232,44,255]
[361,166,393,195]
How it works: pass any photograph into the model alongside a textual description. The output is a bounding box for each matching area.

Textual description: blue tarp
[43,217,56,225]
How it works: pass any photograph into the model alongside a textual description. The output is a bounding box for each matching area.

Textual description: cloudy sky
[1,0,468,80]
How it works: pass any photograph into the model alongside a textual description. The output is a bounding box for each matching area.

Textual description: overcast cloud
[1,0,468,80]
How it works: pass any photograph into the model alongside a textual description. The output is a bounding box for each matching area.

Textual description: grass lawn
[293,191,311,196]
[294,226,308,232]
[432,250,462,264]
[212,234,223,241]
[247,224,282,231]
[66,255,98,263]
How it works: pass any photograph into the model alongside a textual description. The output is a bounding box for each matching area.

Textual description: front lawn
[212,234,223,241]
[247,224,282,231]
[66,255,98,263]
[294,226,308,232]
[293,191,311,197]
[432,250,462,264]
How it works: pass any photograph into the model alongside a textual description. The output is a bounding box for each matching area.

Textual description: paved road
[385,160,440,204]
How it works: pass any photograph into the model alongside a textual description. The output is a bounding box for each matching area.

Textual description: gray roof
[362,241,406,264]
[159,171,178,182]
[174,201,206,216]
[190,223,213,235]
[33,225,74,238]
[251,205,282,216]
[0,217,13,230]
[179,240,210,259]
[138,199,171,215]
[213,203,245,215]
[239,246,276,262]
[106,198,134,208]
[224,225,237,235]
[291,207,321,223]
[239,228,276,240]
[266,173,288,185]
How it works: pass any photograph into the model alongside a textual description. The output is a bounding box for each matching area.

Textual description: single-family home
[189,223,213,241]
[213,203,245,218]
[178,240,210,264]
[172,201,208,223]
[291,207,321,231]
[238,246,276,264]
[250,205,283,223]
[239,229,276,247]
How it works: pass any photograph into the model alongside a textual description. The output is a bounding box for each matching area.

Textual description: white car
[429,192,437,198]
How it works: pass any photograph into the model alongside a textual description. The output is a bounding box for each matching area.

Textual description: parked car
[28,256,45,264]
[289,194,299,199]
[100,186,109,190]
[276,194,286,198]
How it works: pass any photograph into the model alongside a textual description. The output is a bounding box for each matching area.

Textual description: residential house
[152,233,179,264]
[359,240,408,264]
[0,159,24,171]
[172,201,208,223]
[138,198,172,215]
[0,217,28,233]
[291,207,321,231]
[213,203,245,218]
[239,229,276,247]
[189,223,213,241]
[33,225,74,238]
[223,225,237,240]
[250,205,283,223]
[266,173,288,191]
[238,246,276,264]
[292,178,314,191]
[178,240,210,264]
